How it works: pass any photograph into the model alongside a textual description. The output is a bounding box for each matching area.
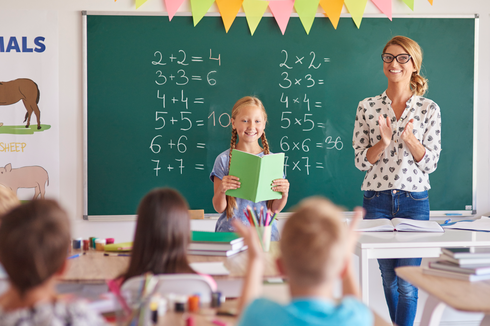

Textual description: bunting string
[132,0,433,32]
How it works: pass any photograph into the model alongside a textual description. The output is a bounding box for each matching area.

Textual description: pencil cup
[258,226,272,252]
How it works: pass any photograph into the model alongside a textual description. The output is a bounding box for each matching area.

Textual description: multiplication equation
[277,50,343,176]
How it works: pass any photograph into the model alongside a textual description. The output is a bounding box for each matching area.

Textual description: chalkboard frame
[82,12,478,221]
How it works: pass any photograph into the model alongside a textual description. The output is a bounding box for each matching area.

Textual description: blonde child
[0,199,105,325]
[233,197,373,326]
[0,185,20,218]
[210,96,289,240]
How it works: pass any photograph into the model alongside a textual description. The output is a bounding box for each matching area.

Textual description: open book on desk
[356,218,444,233]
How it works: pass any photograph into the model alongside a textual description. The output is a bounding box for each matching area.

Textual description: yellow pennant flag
[319,0,344,29]
[135,0,147,9]
[402,0,414,10]
[294,0,320,35]
[216,0,244,32]
[190,0,216,26]
[242,0,269,35]
[344,0,368,29]
[428,0,433,4]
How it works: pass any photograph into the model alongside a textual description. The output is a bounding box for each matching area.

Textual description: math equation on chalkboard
[147,48,343,178]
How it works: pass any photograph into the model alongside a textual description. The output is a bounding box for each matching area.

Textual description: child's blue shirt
[238,297,373,326]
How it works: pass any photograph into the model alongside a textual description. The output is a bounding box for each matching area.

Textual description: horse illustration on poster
[0,78,41,129]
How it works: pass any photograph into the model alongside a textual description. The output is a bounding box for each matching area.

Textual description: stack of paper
[423,247,490,281]
[189,231,247,256]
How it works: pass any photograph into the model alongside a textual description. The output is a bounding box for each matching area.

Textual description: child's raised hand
[232,218,263,262]
[346,207,364,255]
[220,175,240,194]
[272,178,289,196]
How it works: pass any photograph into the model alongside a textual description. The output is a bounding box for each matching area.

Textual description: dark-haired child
[0,199,105,325]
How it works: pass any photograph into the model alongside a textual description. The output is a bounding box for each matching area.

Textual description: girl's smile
[231,105,266,146]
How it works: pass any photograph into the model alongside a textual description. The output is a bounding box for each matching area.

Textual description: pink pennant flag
[371,0,391,20]
[269,0,295,35]
[164,0,185,21]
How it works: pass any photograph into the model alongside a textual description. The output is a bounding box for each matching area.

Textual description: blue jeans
[363,189,430,326]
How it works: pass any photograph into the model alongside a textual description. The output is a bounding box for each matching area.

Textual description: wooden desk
[396,266,490,326]
[62,242,281,297]
[355,229,490,305]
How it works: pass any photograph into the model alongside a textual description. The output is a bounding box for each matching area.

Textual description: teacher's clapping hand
[378,115,392,147]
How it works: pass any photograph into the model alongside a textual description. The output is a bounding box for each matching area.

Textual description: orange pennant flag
[216,0,244,32]
[319,0,344,29]
[428,0,433,4]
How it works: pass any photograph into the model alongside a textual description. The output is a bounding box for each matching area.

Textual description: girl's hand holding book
[220,175,240,194]
[271,178,289,196]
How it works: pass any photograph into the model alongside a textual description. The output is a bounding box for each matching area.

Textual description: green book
[225,149,285,203]
[191,231,241,243]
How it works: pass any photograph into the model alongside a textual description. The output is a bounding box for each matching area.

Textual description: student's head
[279,197,347,287]
[123,188,193,282]
[0,185,20,219]
[0,199,70,297]
[382,36,427,96]
[226,96,270,218]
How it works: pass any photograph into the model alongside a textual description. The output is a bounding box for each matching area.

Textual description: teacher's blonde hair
[383,36,428,96]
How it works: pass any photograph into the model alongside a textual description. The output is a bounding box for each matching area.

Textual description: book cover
[355,218,444,232]
[439,253,490,266]
[225,149,285,203]
[104,242,133,252]
[422,267,490,282]
[442,247,490,259]
[429,260,490,275]
[191,231,244,250]
[188,246,247,257]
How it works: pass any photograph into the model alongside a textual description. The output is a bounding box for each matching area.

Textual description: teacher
[352,36,442,326]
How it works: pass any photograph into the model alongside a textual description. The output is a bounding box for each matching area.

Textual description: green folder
[226,149,285,203]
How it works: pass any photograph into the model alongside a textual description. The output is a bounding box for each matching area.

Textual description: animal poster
[0,11,59,200]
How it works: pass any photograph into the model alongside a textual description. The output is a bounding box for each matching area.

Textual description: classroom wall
[2,0,485,237]
[3,1,489,324]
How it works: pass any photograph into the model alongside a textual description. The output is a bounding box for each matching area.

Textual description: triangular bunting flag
[428,0,433,4]
[371,0,392,20]
[135,0,147,9]
[319,0,344,29]
[242,0,269,35]
[164,0,186,21]
[344,0,368,29]
[190,0,215,26]
[269,0,295,35]
[216,0,243,32]
[294,0,320,35]
[402,0,414,10]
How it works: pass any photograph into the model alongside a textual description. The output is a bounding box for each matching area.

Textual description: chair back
[121,273,215,306]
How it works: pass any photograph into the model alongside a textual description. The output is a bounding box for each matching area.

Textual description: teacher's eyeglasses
[381,53,412,64]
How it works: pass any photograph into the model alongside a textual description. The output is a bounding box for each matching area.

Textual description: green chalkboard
[83,13,475,218]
